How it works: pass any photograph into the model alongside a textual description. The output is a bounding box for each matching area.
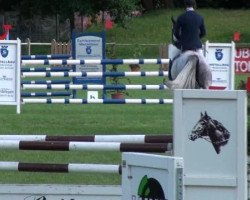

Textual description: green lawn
[0,103,172,184]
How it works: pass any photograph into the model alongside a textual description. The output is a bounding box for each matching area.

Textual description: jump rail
[21,67,73,72]
[21,80,72,85]
[21,58,170,65]
[0,134,173,143]
[0,141,172,152]
[0,162,121,174]
[21,91,72,97]
[22,84,168,90]
[21,71,169,78]
[21,54,71,60]
[22,98,173,104]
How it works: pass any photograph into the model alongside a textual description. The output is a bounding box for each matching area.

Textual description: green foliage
[107,0,142,27]
[173,0,250,8]
[106,44,131,95]
[6,0,141,31]
[132,44,145,58]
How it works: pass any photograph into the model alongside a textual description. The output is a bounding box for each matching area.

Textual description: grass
[0,104,173,185]
[0,64,173,184]
[0,8,250,185]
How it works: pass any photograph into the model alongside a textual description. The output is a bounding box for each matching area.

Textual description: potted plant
[106,45,131,99]
[129,44,144,72]
[108,64,131,99]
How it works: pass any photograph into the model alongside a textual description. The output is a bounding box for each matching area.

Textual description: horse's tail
[166,55,199,89]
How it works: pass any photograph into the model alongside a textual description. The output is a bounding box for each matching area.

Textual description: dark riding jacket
[174,9,206,51]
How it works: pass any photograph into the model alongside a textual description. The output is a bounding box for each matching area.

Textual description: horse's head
[171,16,181,49]
[189,111,210,141]
[189,111,230,154]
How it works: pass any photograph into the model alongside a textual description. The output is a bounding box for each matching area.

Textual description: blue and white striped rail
[21,67,73,72]
[21,58,170,65]
[0,134,173,143]
[21,54,71,60]
[22,71,169,78]
[22,98,173,104]
[0,161,121,174]
[21,91,72,97]
[21,80,71,85]
[22,84,168,90]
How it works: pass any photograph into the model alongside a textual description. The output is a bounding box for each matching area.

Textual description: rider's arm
[174,18,181,40]
[199,18,206,38]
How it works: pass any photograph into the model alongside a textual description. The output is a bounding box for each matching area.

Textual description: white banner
[205,41,235,90]
[0,39,21,113]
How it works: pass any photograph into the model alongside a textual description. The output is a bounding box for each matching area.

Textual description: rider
[174,0,206,55]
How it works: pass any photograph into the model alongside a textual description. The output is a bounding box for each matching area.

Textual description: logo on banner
[0,75,13,81]
[86,46,92,54]
[215,49,223,61]
[133,175,166,200]
[0,45,9,58]
[188,111,230,154]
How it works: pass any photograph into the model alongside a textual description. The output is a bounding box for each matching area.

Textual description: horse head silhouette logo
[189,111,230,154]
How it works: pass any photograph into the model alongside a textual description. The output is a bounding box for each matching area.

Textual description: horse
[165,17,212,89]
[189,111,230,154]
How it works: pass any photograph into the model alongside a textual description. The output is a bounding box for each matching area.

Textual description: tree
[107,0,141,27]
[6,0,140,30]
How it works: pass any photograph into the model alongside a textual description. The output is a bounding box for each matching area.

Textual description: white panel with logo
[173,89,247,200]
[205,41,235,90]
[122,152,184,200]
[0,39,21,114]
[75,35,103,74]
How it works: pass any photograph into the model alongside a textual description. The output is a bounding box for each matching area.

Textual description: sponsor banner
[205,42,235,90]
[0,39,21,113]
[235,47,250,73]
[0,44,17,102]
[72,32,106,84]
